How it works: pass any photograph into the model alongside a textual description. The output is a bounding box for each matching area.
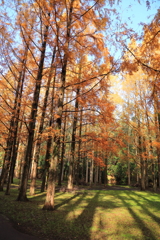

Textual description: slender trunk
[86,157,88,184]
[135,89,145,190]
[76,107,83,184]
[150,137,157,191]
[0,103,18,191]
[127,128,131,186]
[43,0,74,210]
[95,165,98,184]
[11,116,23,183]
[58,110,67,186]
[30,47,56,195]
[99,167,101,184]
[152,89,158,188]
[17,21,49,201]
[104,153,108,185]
[157,112,160,187]
[153,87,160,187]
[139,134,145,191]
[67,61,82,188]
[5,52,27,195]
[67,87,80,189]
[0,47,28,191]
[143,137,148,188]
[41,136,52,192]
[42,139,58,209]
[90,152,94,186]
[0,132,13,191]
[41,71,56,192]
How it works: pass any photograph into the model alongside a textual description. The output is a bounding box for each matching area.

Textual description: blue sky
[104,0,160,59]
[118,0,159,33]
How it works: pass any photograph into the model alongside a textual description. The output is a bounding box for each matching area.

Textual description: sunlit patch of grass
[0,182,160,240]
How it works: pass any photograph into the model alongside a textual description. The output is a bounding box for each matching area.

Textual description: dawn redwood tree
[0,0,153,202]
[66,59,84,189]
[58,105,68,186]
[0,41,28,191]
[42,0,75,210]
[17,10,50,201]
[120,9,160,189]
[5,47,28,195]
[29,46,56,196]
[42,0,116,209]
[76,106,83,183]
[141,13,160,187]
[40,69,57,193]
[67,85,80,189]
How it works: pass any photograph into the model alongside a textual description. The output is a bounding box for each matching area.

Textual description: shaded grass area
[0,183,160,239]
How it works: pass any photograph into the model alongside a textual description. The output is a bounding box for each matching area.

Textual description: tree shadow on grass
[52,190,123,240]
[9,188,160,240]
[67,191,101,240]
[68,190,128,240]
[126,191,160,225]
[116,192,158,240]
[45,191,102,240]
[38,192,96,240]
[29,192,66,203]
[132,191,160,210]
[54,192,87,210]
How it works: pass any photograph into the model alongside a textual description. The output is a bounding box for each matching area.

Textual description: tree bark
[104,153,108,185]
[17,21,49,201]
[67,87,80,189]
[76,107,83,184]
[58,109,67,186]
[43,1,75,210]
[0,47,28,192]
[29,46,56,195]
[90,152,94,186]
[5,49,27,195]
[40,69,56,193]
[139,134,145,191]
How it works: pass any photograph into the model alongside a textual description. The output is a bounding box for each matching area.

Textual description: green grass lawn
[0,183,160,240]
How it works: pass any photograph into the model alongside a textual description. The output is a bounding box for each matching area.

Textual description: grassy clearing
[0,182,160,240]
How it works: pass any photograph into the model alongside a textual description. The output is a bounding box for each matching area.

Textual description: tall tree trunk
[90,151,94,186]
[76,107,83,184]
[5,50,27,195]
[0,122,14,191]
[86,157,89,184]
[95,165,98,184]
[0,47,28,191]
[40,69,56,193]
[41,134,52,192]
[153,87,159,188]
[29,47,56,196]
[150,137,157,191]
[127,128,131,186]
[58,109,67,186]
[143,137,148,188]
[17,21,49,201]
[43,0,74,210]
[11,114,24,183]
[67,87,80,189]
[139,134,145,191]
[157,112,160,187]
[99,167,101,184]
[104,153,108,185]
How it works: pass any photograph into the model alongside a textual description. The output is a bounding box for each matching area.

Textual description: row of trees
[119,12,160,190]
[0,0,121,210]
[0,0,159,210]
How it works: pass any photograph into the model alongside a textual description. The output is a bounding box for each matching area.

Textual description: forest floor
[0,181,160,240]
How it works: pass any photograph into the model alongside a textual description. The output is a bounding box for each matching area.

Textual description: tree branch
[124,44,160,73]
